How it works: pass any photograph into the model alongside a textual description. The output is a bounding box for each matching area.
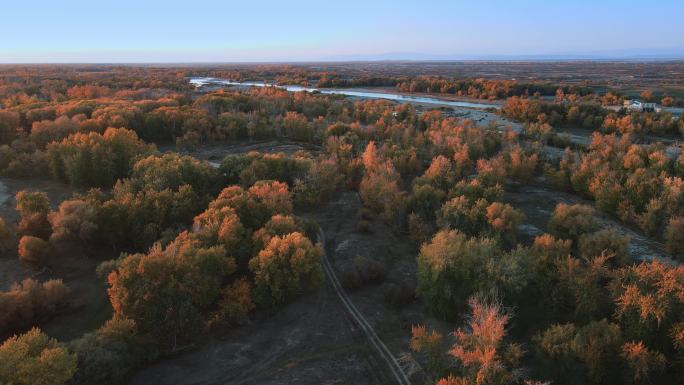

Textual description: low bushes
[0,279,70,335]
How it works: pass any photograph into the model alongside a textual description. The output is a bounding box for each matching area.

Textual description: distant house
[624,99,657,112]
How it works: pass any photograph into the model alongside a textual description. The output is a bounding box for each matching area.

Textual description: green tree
[70,317,144,385]
[107,232,236,347]
[548,203,599,241]
[16,190,51,239]
[249,232,323,307]
[0,328,77,385]
[417,230,500,319]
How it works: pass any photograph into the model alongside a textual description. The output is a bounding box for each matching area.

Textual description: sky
[1,0,683,63]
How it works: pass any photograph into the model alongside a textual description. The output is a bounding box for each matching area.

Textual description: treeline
[396,76,572,100]
[316,73,399,88]
[503,96,684,136]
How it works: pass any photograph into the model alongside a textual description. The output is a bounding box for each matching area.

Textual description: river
[189,77,500,110]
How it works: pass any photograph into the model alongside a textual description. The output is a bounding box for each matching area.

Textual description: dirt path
[318,229,411,385]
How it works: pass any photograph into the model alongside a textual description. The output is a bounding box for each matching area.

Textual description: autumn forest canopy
[0,62,683,385]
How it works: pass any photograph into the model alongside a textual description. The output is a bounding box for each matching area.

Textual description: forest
[0,63,683,385]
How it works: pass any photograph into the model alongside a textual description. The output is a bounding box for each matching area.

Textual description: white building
[624,99,657,112]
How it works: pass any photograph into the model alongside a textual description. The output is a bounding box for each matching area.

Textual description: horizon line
[3,58,684,66]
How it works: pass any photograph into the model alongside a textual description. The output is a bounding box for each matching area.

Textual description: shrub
[238,153,309,187]
[410,325,447,380]
[554,254,613,322]
[475,156,508,186]
[437,196,489,236]
[572,320,623,383]
[15,190,50,217]
[664,216,684,259]
[534,320,622,384]
[96,258,122,280]
[548,203,598,240]
[212,278,255,325]
[103,183,204,250]
[407,212,432,244]
[18,235,52,264]
[127,153,220,197]
[358,208,374,220]
[251,215,302,251]
[0,217,14,254]
[248,180,293,216]
[359,166,405,221]
[69,317,145,385]
[578,228,631,266]
[47,127,154,187]
[611,261,684,346]
[249,232,324,307]
[340,267,363,290]
[486,201,524,243]
[407,184,446,225]
[531,233,572,260]
[107,232,236,345]
[0,278,70,335]
[534,323,577,360]
[415,155,457,191]
[384,282,415,308]
[18,212,52,239]
[444,297,523,385]
[198,185,269,231]
[341,255,385,290]
[417,230,504,319]
[353,255,385,283]
[533,323,582,383]
[356,219,372,233]
[49,199,99,245]
[448,179,503,203]
[193,205,246,253]
[0,328,77,385]
[544,163,572,191]
[621,341,666,384]
[506,145,538,183]
[16,190,51,238]
[293,157,342,206]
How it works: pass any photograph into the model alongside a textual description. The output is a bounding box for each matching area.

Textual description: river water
[189,77,500,110]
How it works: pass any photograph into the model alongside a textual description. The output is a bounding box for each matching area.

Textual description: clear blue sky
[1,0,683,63]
